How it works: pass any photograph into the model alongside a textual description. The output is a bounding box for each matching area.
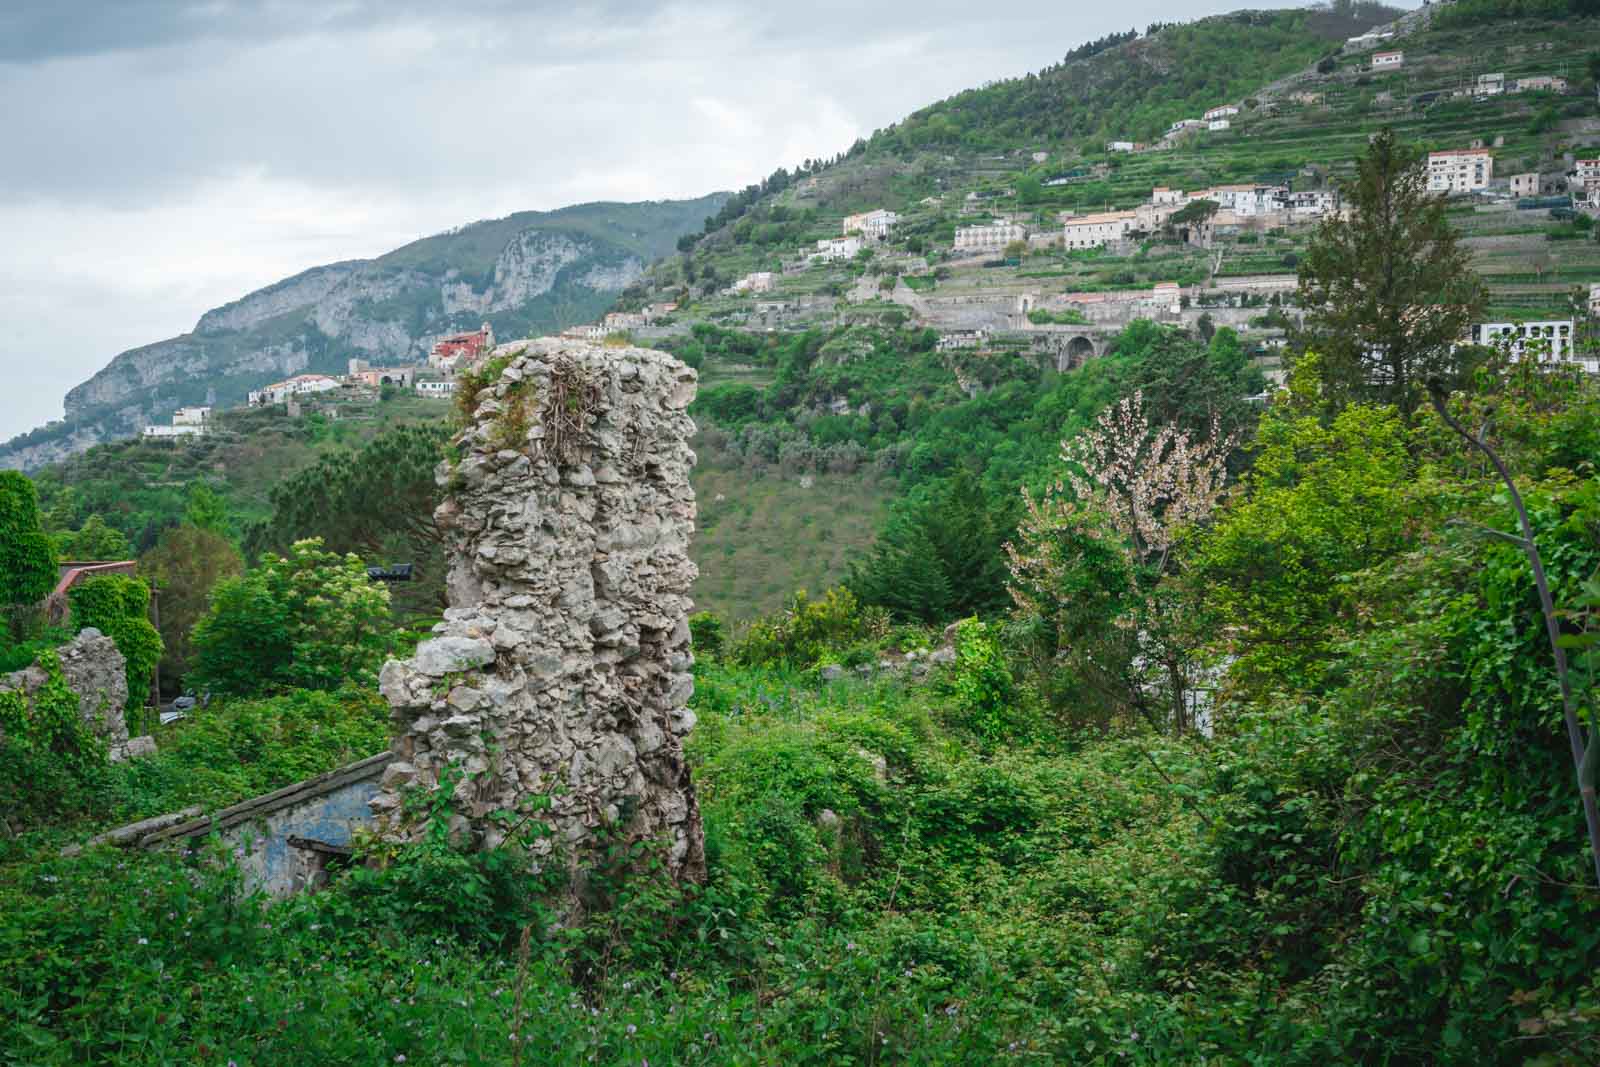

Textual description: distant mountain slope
[873,4,1405,152]
[1,196,726,471]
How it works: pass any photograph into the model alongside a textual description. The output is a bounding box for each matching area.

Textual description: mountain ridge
[2,195,727,471]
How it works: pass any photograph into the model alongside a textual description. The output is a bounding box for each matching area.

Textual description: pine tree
[1295,127,1486,419]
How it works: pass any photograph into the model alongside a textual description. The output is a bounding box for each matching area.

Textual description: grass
[689,458,891,623]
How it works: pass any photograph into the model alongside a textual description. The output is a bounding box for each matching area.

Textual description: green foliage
[67,575,162,729]
[1438,0,1600,26]
[0,650,108,827]
[56,514,132,561]
[0,471,59,630]
[140,524,244,693]
[337,764,561,952]
[688,611,726,658]
[869,8,1399,151]
[848,470,1013,623]
[732,588,889,670]
[183,482,231,535]
[1295,128,1488,418]
[1193,402,1424,692]
[102,686,389,818]
[245,424,450,617]
[942,618,1020,745]
[190,538,392,696]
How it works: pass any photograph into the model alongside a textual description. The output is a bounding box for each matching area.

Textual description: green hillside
[874,3,1403,152]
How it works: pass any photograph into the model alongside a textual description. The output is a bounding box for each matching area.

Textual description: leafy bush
[103,686,389,819]
[731,587,889,669]
[67,574,162,731]
[0,650,108,827]
[688,611,726,658]
[190,538,392,696]
[0,471,58,637]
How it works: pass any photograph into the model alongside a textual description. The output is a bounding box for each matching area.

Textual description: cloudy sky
[0,0,1376,440]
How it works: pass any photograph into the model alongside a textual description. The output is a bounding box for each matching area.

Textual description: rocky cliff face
[2,195,724,470]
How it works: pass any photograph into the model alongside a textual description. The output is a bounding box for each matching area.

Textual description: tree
[141,524,244,692]
[58,515,132,561]
[1007,390,1235,732]
[1169,198,1219,229]
[245,424,449,616]
[190,539,392,696]
[1295,127,1487,419]
[1191,402,1419,693]
[184,483,231,535]
[0,472,59,638]
[849,470,1012,623]
[68,575,163,728]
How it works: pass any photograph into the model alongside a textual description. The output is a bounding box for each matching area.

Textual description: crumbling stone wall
[374,339,705,882]
[1,628,129,748]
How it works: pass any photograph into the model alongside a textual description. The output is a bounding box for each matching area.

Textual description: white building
[1477,72,1506,96]
[1062,210,1139,250]
[1575,160,1600,186]
[843,210,900,240]
[1516,75,1567,93]
[1346,30,1393,51]
[247,373,340,406]
[1372,50,1404,70]
[172,406,211,427]
[1106,140,1140,153]
[1473,320,1592,372]
[1590,284,1600,320]
[936,330,987,352]
[1203,105,1239,121]
[812,235,864,262]
[1202,184,1287,217]
[1428,149,1494,195]
[1168,119,1205,135]
[416,379,457,397]
[1152,187,1185,206]
[1510,173,1541,197]
[732,271,776,294]
[1208,119,1232,132]
[953,222,1026,255]
[1150,281,1183,312]
[1288,189,1340,217]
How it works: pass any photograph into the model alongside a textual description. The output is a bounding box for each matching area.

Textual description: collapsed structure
[372,339,706,882]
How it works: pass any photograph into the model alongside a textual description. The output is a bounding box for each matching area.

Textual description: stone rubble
[0,628,141,755]
[373,338,706,883]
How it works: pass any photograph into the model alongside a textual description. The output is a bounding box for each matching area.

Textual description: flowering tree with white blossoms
[1006,389,1237,733]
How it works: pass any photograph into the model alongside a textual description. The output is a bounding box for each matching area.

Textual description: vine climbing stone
[372,339,705,883]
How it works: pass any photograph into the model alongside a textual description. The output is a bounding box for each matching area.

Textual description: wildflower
[136,937,148,945]
[395,1056,407,1063]
[626,1024,637,1035]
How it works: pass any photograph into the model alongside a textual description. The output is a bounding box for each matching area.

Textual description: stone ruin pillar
[373,338,705,883]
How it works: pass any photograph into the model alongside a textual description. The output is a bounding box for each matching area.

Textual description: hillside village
[74,2,1598,456]
[560,1,1600,388]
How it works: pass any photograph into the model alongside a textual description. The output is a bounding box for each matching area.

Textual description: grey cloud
[0,0,657,62]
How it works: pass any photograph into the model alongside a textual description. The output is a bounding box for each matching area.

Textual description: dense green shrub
[0,471,59,637]
[732,587,889,669]
[190,538,392,696]
[0,650,108,827]
[67,574,162,731]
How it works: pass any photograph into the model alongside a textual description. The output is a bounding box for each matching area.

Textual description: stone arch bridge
[1001,325,1121,371]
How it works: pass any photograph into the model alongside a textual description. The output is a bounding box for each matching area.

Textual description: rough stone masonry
[373,338,705,883]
